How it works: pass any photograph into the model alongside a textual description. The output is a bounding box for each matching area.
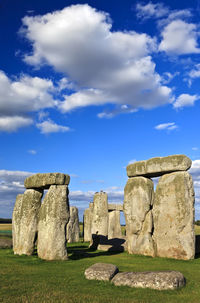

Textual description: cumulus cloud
[173,94,199,108]
[136,2,169,20]
[154,122,178,131]
[0,116,33,132]
[159,20,200,55]
[136,2,191,24]
[20,4,172,114]
[36,119,71,134]
[0,70,56,115]
[189,64,200,79]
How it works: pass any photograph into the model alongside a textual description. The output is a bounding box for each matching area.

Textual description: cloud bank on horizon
[0,2,200,132]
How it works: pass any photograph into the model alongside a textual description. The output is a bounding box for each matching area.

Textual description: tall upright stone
[108,210,122,239]
[91,191,108,238]
[12,189,42,255]
[124,177,155,257]
[37,185,70,260]
[66,206,79,243]
[153,171,195,260]
[83,203,93,242]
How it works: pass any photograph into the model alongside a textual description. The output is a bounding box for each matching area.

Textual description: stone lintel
[108,204,123,211]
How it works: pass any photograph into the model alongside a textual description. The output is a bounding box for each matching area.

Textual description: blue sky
[0,0,200,221]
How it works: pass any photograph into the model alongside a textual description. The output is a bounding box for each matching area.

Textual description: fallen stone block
[0,238,12,249]
[127,154,192,178]
[24,173,70,189]
[85,263,119,281]
[112,271,186,290]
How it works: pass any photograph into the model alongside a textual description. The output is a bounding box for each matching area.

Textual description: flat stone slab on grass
[24,173,70,189]
[127,154,192,178]
[112,271,186,290]
[85,263,119,281]
[0,238,12,248]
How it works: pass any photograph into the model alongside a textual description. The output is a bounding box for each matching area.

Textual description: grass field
[1,243,200,303]
[1,224,200,303]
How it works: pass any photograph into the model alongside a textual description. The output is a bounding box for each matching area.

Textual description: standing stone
[91,191,108,238]
[90,192,108,248]
[66,206,79,243]
[153,171,195,260]
[108,210,122,239]
[83,203,93,242]
[12,189,42,255]
[37,185,70,260]
[124,177,155,257]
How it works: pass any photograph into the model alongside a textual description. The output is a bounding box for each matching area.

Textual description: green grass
[1,243,200,303]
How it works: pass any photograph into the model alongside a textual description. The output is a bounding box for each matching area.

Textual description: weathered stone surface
[0,238,12,248]
[153,171,195,260]
[108,204,123,211]
[24,173,70,189]
[66,206,79,243]
[85,263,119,281]
[91,191,108,240]
[37,185,70,260]
[108,210,122,239]
[12,190,42,255]
[127,155,192,178]
[124,177,155,257]
[83,203,93,242]
[112,271,186,290]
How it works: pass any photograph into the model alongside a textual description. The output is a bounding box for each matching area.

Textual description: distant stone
[85,263,119,281]
[12,190,42,255]
[98,237,126,252]
[83,203,93,242]
[24,173,70,189]
[37,185,70,260]
[108,204,123,211]
[124,177,155,257]
[112,271,186,290]
[153,171,195,260]
[0,238,12,248]
[108,210,122,239]
[127,155,192,178]
[90,192,108,247]
[66,206,79,243]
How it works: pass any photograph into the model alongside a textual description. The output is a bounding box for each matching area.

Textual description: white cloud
[173,94,199,108]
[154,122,178,131]
[0,116,33,132]
[159,20,200,55]
[36,119,71,134]
[28,149,37,155]
[21,4,172,115]
[192,147,199,151]
[0,70,56,115]
[161,71,179,84]
[189,64,200,79]
[136,2,169,20]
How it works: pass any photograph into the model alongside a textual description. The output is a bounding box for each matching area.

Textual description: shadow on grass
[68,245,122,260]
